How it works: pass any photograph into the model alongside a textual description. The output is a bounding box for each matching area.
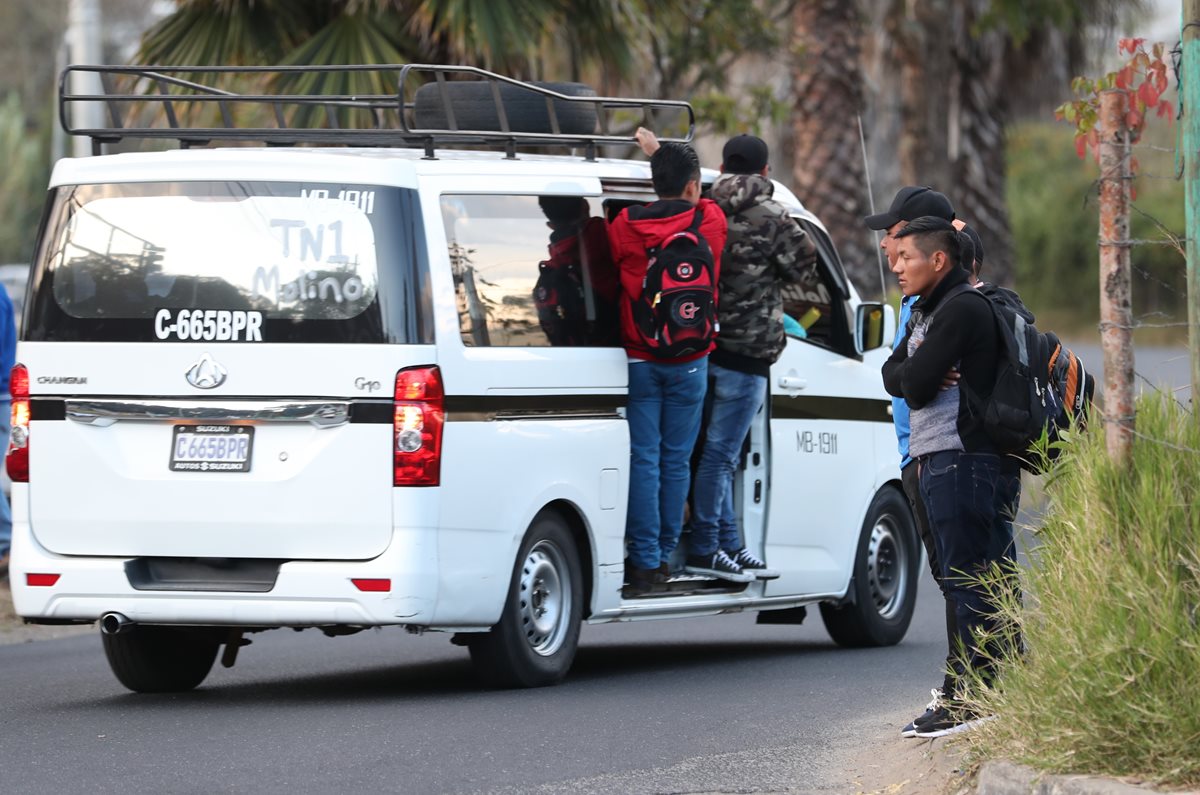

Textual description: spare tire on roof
[413,81,598,136]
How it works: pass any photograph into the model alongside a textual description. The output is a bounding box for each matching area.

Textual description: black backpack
[948,284,1095,470]
[631,208,718,359]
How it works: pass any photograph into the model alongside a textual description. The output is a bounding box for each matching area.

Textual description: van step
[622,572,748,600]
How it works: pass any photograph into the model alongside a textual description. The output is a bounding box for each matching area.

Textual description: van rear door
[21,176,431,560]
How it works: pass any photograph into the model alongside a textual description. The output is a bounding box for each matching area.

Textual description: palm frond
[275,12,414,129]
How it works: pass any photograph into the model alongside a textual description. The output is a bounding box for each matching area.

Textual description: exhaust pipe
[99,612,133,635]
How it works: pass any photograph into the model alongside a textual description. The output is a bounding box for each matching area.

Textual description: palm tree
[789,0,1142,292]
[787,0,876,294]
[137,0,645,83]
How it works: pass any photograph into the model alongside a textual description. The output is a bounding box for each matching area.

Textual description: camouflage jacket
[709,173,819,369]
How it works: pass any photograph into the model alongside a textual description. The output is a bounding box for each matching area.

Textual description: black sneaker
[725,547,780,580]
[913,704,995,738]
[901,688,943,737]
[622,565,665,598]
[684,550,754,582]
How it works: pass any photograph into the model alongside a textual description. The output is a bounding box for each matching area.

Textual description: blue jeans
[689,364,765,557]
[626,358,708,571]
[919,450,1018,693]
[0,399,10,557]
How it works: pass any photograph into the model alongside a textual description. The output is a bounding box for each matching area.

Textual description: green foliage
[976,0,1143,45]
[0,93,49,264]
[1007,122,1185,341]
[140,0,646,80]
[637,0,789,135]
[692,85,789,138]
[137,0,792,137]
[1055,39,1173,164]
[962,394,1200,788]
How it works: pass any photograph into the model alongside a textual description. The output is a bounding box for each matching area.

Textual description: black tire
[413,81,598,135]
[820,486,920,647]
[102,625,220,693]
[467,511,583,688]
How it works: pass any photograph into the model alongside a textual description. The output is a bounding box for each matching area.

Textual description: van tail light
[8,364,29,483]
[393,366,444,487]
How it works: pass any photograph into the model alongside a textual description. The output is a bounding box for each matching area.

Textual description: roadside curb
[977,761,1200,795]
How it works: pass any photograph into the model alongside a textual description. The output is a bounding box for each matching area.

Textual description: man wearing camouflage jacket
[684,135,820,581]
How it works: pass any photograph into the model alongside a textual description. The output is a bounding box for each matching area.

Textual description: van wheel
[820,486,919,647]
[413,81,598,135]
[467,512,583,688]
[102,626,220,693]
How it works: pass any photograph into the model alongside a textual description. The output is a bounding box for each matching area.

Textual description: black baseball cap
[864,186,955,230]
[721,134,769,174]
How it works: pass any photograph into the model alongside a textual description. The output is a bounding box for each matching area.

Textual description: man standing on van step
[608,140,728,596]
[683,134,819,581]
[864,186,957,735]
[882,216,1012,737]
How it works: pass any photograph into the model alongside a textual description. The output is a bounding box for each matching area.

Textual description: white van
[9,65,918,691]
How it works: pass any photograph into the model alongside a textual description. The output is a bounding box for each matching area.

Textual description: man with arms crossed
[882,216,1012,737]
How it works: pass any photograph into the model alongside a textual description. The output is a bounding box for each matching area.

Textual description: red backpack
[631,208,718,358]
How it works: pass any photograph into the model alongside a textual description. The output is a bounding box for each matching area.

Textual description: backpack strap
[911,282,979,331]
[687,206,705,233]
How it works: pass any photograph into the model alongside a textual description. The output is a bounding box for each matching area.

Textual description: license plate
[169,425,254,473]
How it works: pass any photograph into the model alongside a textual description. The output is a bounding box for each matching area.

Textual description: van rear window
[25,181,430,344]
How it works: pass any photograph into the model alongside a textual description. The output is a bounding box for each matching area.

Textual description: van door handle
[777,376,807,391]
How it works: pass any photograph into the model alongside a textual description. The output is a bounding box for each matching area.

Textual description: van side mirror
[855,303,890,354]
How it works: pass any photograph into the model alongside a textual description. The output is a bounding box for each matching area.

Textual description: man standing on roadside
[608,138,728,596]
[883,216,1011,737]
[864,187,957,735]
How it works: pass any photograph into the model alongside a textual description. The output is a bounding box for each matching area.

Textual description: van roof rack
[59,63,695,159]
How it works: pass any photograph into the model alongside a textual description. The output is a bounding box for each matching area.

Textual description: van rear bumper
[8,518,445,628]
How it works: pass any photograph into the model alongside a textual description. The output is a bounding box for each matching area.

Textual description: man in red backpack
[607,140,728,596]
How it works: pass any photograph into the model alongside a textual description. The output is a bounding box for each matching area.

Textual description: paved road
[0,343,1183,795]
[1068,341,1192,404]
[0,578,945,795]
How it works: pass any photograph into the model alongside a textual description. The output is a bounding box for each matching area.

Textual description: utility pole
[66,0,103,157]
[1099,89,1134,465]
[1185,0,1200,409]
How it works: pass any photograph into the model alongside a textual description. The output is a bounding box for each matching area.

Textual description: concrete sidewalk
[977,761,1200,795]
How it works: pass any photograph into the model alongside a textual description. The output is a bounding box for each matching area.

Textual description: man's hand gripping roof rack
[59,63,695,159]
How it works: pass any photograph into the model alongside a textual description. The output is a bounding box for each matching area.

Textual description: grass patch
[962,394,1200,788]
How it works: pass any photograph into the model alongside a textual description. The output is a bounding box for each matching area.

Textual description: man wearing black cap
[634,128,818,581]
[865,187,958,737]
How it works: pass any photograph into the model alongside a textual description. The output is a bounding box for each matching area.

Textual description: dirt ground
[845,718,975,795]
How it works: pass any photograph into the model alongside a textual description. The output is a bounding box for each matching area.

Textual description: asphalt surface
[0,574,946,795]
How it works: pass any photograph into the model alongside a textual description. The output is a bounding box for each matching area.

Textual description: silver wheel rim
[866,513,908,621]
[518,540,571,657]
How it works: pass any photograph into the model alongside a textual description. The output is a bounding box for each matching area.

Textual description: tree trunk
[949,2,1014,286]
[788,0,877,296]
[882,0,1014,286]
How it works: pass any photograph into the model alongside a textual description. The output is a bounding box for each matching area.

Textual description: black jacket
[882,268,1000,454]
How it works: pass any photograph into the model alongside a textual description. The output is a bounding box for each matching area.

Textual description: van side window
[439,194,621,348]
[781,221,856,357]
